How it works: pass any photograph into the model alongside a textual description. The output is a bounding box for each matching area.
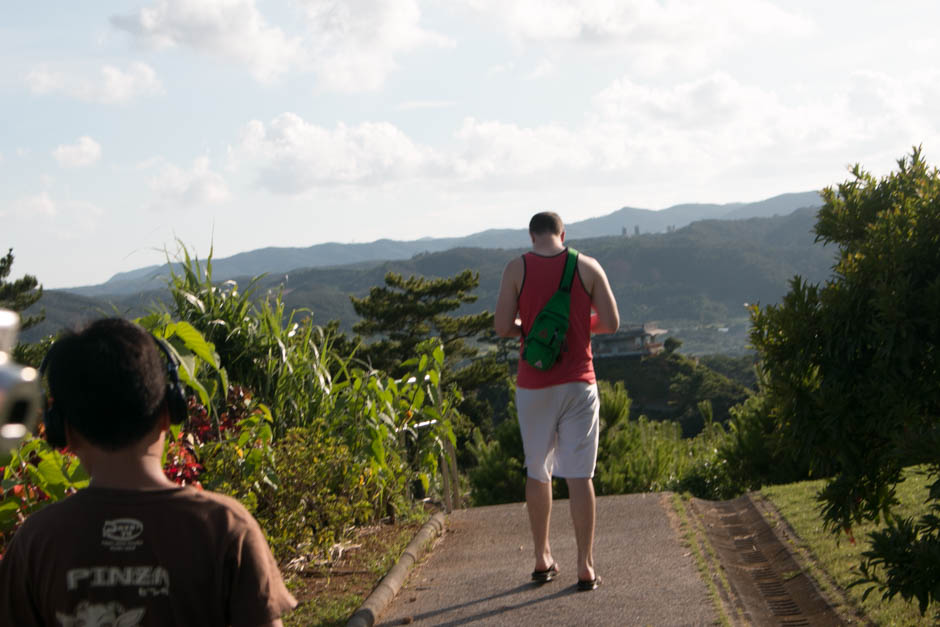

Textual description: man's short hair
[529,212,564,236]
[45,318,169,451]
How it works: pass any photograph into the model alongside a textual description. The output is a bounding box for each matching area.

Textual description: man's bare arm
[494,257,524,337]
[581,256,619,334]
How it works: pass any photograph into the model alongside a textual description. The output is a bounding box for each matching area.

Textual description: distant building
[592,323,668,359]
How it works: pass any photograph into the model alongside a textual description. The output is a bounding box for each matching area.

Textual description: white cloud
[396,100,456,111]
[466,0,811,43]
[111,0,302,83]
[487,63,514,76]
[233,113,443,193]
[298,0,453,91]
[526,59,555,80]
[18,192,57,218]
[26,63,163,104]
[453,118,592,180]
[53,137,103,168]
[148,156,231,208]
[464,0,812,74]
[227,67,940,199]
[112,0,451,89]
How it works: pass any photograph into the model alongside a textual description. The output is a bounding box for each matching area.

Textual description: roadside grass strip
[761,468,939,626]
[283,518,427,627]
[670,493,741,626]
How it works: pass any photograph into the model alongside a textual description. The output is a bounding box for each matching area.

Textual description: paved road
[377,493,718,626]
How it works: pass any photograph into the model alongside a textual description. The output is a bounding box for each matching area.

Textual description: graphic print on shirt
[56,600,145,626]
[102,518,144,552]
[66,565,170,596]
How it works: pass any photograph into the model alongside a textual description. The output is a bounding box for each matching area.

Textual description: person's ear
[65,423,85,452]
[560,230,566,243]
[157,403,171,431]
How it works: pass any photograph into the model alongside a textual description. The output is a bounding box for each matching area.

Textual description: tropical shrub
[256,429,371,564]
[749,149,940,613]
[163,246,346,437]
[467,417,526,506]
[0,438,88,550]
[468,379,743,504]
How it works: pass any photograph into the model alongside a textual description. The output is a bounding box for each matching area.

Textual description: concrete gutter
[346,511,446,627]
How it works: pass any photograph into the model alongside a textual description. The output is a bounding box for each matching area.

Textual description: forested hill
[62,191,821,298]
[23,206,834,350]
[258,206,833,328]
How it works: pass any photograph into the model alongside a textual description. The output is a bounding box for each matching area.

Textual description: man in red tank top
[495,212,620,591]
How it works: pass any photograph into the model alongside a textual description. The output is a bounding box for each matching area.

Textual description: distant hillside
[180,207,832,331]
[62,191,822,298]
[23,202,833,353]
[22,290,125,342]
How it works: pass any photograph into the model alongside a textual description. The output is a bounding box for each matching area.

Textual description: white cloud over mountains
[234,113,442,193]
[53,137,102,168]
[111,0,451,90]
[228,68,940,197]
[146,156,230,209]
[26,63,162,104]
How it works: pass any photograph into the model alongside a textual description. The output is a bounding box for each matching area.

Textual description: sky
[3,1,939,289]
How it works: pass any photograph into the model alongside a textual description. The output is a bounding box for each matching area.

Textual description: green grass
[282,519,425,627]
[670,493,736,627]
[761,468,940,626]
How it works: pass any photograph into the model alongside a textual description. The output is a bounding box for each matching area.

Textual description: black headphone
[40,336,188,449]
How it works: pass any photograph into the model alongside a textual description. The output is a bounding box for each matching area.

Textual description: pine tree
[350,270,502,387]
[0,248,44,330]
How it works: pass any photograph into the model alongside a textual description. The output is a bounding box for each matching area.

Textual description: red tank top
[517,248,595,389]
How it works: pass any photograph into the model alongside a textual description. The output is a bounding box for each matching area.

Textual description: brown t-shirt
[0,486,296,626]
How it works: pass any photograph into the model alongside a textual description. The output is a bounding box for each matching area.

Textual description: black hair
[45,318,168,451]
[529,212,564,236]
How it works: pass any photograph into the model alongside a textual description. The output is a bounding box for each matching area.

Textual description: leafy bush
[467,417,526,506]
[748,149,940,613]
[467,379,745,504]
[593,351,752,436]
[0,438,88,549]
[163,245,346,437]
[716,392,810,492]
[256,428,373,564]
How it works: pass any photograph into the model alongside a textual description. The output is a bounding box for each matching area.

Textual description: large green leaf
[168,321,219,368]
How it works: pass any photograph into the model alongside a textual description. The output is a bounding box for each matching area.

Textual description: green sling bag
[522,247,579,371]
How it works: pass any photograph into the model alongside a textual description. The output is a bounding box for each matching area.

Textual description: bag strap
[558,247,579,293]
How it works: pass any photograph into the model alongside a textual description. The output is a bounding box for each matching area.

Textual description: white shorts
[515,381,600,483]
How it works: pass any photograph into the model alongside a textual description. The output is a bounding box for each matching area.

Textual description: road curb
[346,511,446,627]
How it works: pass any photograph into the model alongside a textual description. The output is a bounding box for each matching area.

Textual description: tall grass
[164,244,350,438]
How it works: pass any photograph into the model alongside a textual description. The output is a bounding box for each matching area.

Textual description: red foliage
[161,385,256,487]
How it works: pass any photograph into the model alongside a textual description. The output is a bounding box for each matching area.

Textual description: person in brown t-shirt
[0,318,296,626]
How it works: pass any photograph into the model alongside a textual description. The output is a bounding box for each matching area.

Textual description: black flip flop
[577,575,601,591]
[531,562,559,583]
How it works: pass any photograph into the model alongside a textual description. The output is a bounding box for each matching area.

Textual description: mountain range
[63,191,822,298]
[23,190,830,353]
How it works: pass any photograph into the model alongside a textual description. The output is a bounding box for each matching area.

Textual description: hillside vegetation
[61,191,821,298]
[24,208,835,357]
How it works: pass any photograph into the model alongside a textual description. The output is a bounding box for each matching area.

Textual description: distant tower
[622,226,627,237]
[634,225,640,236]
